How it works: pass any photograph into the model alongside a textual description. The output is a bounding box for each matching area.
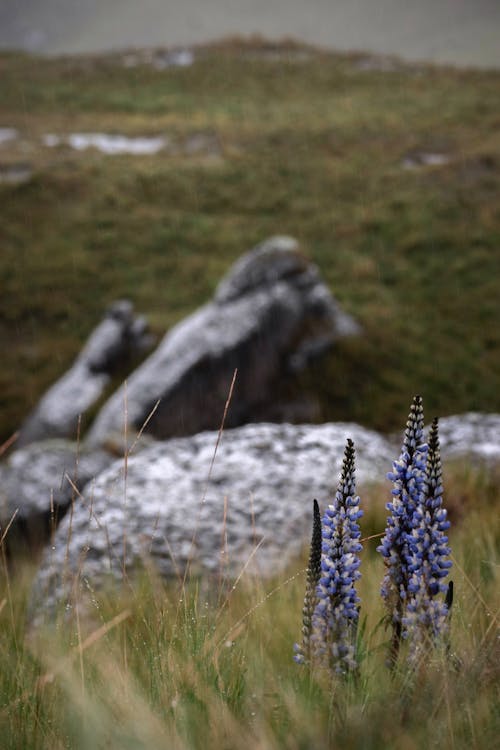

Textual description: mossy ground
[1,40,499,441]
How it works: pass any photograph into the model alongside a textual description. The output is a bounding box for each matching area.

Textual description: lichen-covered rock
[439,413,500,462]
[30,421,392,620]
[0,440,111,555]
[18,300,153,446]
[27,413,499,622]
[86,237,361,447]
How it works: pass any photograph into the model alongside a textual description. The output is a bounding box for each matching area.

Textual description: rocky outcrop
[29,421,393,619]
[18,301,153,447]
[86,237,361,447]
[5,236,363,559]
[0,440,111,555]
[27,413,500,621]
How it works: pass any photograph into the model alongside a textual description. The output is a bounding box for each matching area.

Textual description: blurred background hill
[1,0,500,68]
[0,2,499,441]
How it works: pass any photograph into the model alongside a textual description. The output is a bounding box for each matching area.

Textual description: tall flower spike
[312,439,363,675]
[377,395,428,666]
[404,418,452,662]
[294,499,322,665]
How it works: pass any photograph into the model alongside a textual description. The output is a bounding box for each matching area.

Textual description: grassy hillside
[2,0,500,68]
[0,40,499,441]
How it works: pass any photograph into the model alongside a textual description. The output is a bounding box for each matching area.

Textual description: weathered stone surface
[29,421,394,618]
[18,301,153,446]
[86,237,361,447]
[0,440,111,555]
[439,413,500,462]
[28,413,500,621]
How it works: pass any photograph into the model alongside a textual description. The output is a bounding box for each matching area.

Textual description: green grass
[0,40,499,441]
[1,461,498,749]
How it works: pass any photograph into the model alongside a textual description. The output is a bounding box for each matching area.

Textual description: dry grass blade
[0,508,19,545]
[451,553,498,622]
[126,398,161,457]
[0,431,18,457]
[181,368,238,590]
[36,609,132,690]
[217,567,305,651]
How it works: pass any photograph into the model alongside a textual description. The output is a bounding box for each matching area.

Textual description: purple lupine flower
[294,499,322,665]
[377,395,428,664]
[312,439,363,675]
[404,418,452,660]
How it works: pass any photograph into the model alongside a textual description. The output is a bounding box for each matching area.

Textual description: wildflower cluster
[295,396,453,676]
[293,499,322,666]
[377,395,428,661]
[378,396,452,664]
[404,418,452,660]
[295,439,363,675]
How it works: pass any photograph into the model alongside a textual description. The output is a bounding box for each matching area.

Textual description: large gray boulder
[30,421,393,620]
[86,237,361,448]
[0,440,111,556]
[28,413,500,621]
[18,300,153,447]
